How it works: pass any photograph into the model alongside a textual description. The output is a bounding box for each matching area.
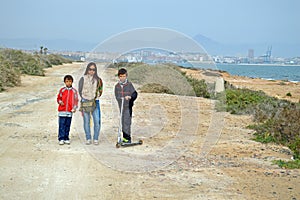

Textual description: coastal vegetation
[217,87,300,168]
[184,74,211,98]
[0,48,72,92]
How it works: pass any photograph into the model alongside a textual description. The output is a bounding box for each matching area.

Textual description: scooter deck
[116,140,143,148]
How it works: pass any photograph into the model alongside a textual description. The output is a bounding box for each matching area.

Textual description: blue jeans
[58,116,72,141]
[82,100,101,140]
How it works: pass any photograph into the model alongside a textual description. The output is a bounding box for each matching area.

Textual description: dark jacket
[114,81,137,116]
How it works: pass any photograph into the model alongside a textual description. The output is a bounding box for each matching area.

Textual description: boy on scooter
[114,68,138,143]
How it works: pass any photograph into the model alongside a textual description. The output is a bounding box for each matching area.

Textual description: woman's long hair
[84,62,100,82]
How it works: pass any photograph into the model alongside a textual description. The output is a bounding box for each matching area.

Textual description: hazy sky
[0,0,299,53]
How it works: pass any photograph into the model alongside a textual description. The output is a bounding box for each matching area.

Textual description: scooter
[116,97,143,148]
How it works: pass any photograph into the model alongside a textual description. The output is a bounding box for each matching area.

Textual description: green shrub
[216,88,267,114]
[0,55,21,91]
[289,138,300,160]
[22,56,44,75]
[252,104,300,159]
[0,48,72,92]
[220,86,300,166]
[0,49,44,76]
[272,159,300,169]
[139,83,174,94]
[185,75,210,98]
[46,54,72,65]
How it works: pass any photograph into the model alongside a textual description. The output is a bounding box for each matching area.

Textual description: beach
[0,62,299,199]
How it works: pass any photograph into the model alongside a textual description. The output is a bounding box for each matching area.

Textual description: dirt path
[0,63,299,199]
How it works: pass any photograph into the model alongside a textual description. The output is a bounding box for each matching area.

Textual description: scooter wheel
[116,143,121,148]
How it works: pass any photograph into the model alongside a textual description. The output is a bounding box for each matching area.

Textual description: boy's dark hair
[118,68,127,76]
[64,75,73,82]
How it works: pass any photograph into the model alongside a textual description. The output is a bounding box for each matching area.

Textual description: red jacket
[57,87,79,112]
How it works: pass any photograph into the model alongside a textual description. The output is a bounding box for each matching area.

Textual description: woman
[78,62,103,145]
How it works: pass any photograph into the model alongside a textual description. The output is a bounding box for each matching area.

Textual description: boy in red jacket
[57,75,78,145]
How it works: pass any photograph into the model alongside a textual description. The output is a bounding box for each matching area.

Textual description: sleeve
[78,77,84,98]
[114,84,122,109]
[129,83,137,107]
[131,91,137,102]
[97,78,103,97]
[73,88,79,109]
[57,88,63,104]
[114,84,119,100]
[131,83,137,100]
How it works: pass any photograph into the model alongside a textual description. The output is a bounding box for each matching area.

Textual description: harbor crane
[262,46,272,63]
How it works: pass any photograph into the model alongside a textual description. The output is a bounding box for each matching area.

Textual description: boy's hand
[125,96,131,100]
[59,100,64,105]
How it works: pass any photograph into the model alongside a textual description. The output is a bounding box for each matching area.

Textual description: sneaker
[64,140,70,145]
[93,140,99,145]
[122,138,131,144]
[59,140,64,145]
[86,139,91,145]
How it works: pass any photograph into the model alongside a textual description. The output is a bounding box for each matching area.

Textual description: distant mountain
[192,34,221,54]
[193,33,260,56]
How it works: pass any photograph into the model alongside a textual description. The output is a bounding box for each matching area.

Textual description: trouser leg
[122,108,132,141]
[58,116,66,141]
[83,112,92,140]
[64,117,72,140]
[92,100,101,140]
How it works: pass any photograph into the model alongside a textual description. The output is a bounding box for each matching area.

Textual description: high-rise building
[248,49,254,59]
[248,49,254,63]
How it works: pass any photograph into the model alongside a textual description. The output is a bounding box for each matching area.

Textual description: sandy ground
[0,63,299,200]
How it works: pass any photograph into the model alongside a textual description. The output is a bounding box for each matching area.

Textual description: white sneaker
[94,140,99,145]
[86,139,91,145]
[64,140,70,145]
[59,140,64,145]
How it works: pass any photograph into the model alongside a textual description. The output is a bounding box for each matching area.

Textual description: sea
[189,62,300,82]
